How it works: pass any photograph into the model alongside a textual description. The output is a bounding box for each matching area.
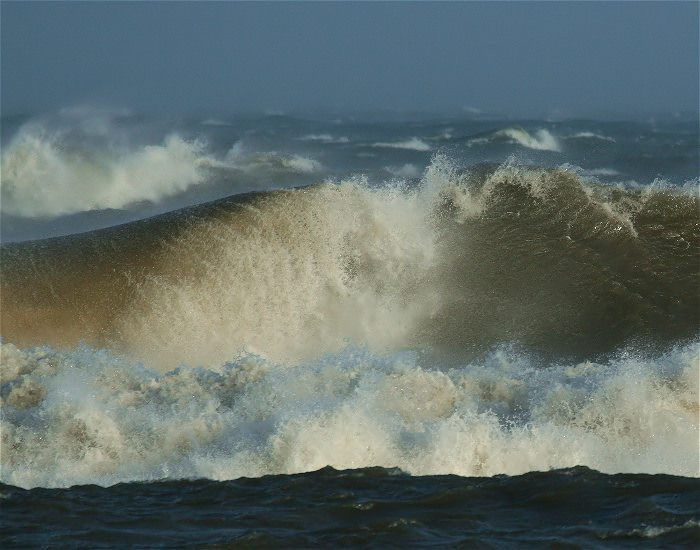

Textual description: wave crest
[371,138,432,151]
[0,113,325,218]
[467,127,561,151]
[1,124,210,217]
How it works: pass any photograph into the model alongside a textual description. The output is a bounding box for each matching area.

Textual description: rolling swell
[1,159,697,367]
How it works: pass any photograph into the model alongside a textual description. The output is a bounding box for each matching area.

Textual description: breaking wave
[2,157,697,367]
[299,133,350,144]
[0,114,323,218]
[467,127,561,151]
[1,123,211,217]
[2,156,698,488]
[222,142,322,174]
[583,167,621,177]
[567,131,617,143]
[371,138,432,151]
[200,119,231,126]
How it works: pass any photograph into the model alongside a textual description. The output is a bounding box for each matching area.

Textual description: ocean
[1,109,698,547]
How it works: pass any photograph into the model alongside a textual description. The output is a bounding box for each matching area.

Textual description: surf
[1,340,697,488]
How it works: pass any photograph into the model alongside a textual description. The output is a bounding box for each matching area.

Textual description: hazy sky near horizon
[2,1,698,117]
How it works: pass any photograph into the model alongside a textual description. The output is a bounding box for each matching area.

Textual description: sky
[1,1,698,118]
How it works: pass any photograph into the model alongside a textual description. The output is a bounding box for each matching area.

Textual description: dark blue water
[3,467,699,548]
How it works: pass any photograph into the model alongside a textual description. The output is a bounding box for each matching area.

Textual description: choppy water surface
[3,467,699,548]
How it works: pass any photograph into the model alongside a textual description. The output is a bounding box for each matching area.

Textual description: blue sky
[2,1,698,117]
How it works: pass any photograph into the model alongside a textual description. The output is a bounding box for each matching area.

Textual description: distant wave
[223,142,323,174]
[1,123,211,217]
[201,118,231,126]
[371,138,432,151]
[567,131,616,143]
[583,167,621,176]
[0,114,323,217]
[492,128,560,151]
[299,133,350,144]
[558,163,622,179]
[467,127,561,152]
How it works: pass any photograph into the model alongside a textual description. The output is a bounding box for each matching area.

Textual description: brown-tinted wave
[0,190,265,352]
[1,161,697,368]
[428,163,699,360]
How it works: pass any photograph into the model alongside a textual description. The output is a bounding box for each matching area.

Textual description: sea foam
[1,341,697,489]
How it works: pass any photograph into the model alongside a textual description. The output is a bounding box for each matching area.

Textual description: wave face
[3,158,697,365]
[1,157,698,487]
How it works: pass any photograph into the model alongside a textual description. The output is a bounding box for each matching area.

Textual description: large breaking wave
[3,157,697,365]
[1,156,698,487]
